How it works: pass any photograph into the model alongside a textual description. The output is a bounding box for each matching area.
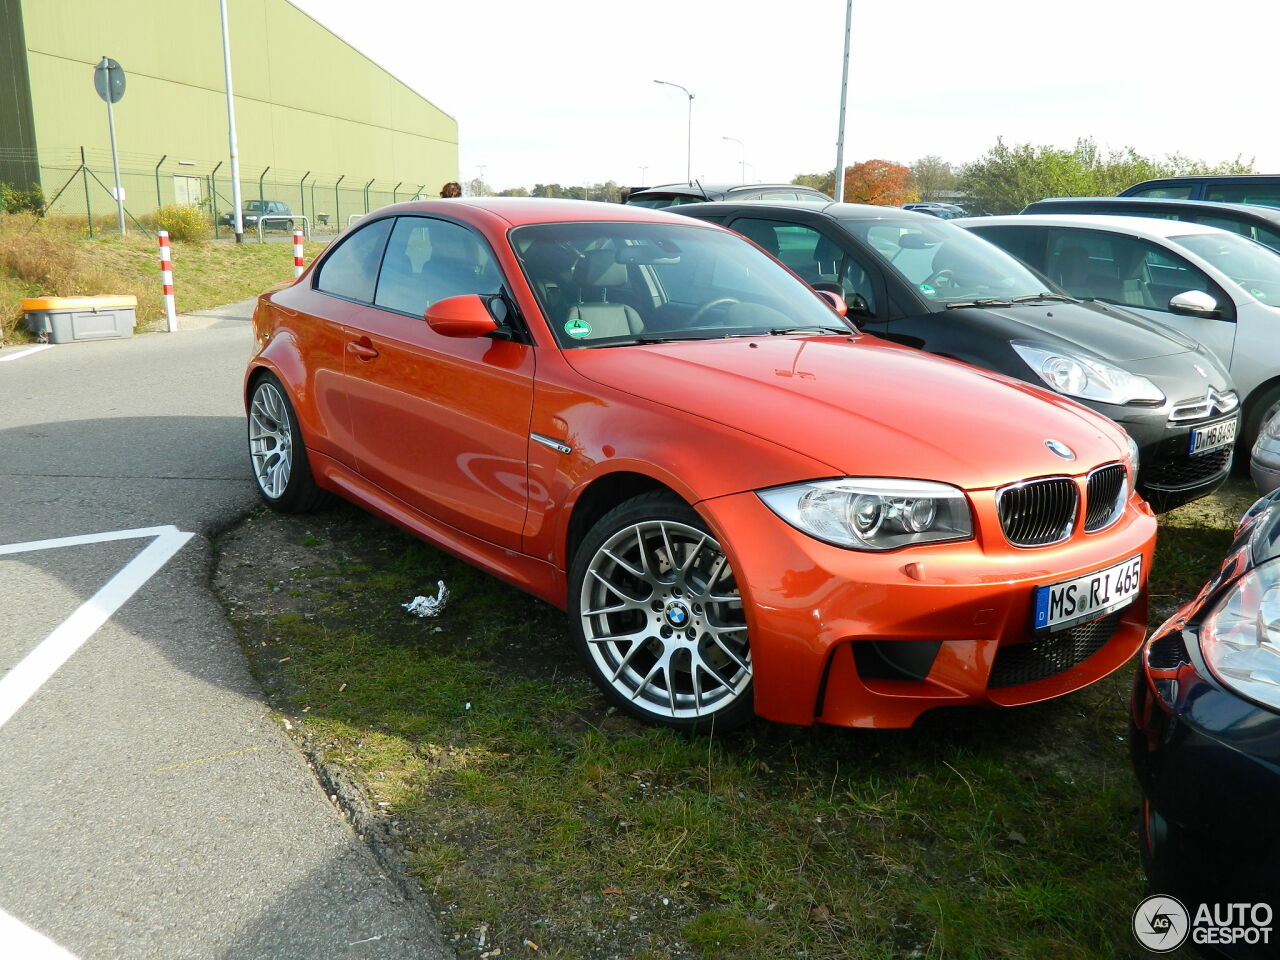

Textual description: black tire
[246,372,333,513]
[568,491,755,733]
[1238,385,1280,474]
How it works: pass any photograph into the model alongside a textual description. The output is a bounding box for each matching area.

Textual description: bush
[146,204,211,242]
[0,182,45,215]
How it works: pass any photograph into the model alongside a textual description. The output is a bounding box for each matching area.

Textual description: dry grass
[0,212,321,343]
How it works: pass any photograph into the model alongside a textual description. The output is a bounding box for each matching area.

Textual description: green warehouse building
[0,0,458,227]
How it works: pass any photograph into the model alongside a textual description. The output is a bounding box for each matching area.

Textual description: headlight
[1126,434,1141,483]
[758,478,972,551]
[1265,410,1280,442]
[1200,558,1280,710]
[1011,341,1164,405]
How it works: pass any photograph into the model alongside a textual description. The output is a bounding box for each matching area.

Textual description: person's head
[440,181,462,198]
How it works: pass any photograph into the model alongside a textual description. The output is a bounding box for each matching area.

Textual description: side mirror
[815,289,848,318]
[425,294,500,338]
[1169,289,1220,317]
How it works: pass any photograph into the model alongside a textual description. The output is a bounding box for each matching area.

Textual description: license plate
[1033,555,1142,633]
[1189,417,1238,456]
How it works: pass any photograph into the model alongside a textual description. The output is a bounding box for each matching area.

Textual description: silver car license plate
[1032,554,1142,633]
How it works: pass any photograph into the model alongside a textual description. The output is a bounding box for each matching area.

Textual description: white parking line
[0,525,193,730]
[0,908,81,959]
[0,344,53,363]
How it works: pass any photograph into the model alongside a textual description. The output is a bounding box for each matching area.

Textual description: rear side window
[374,217,502,316]
[316,218,393,303]
[1204,183,1280,209]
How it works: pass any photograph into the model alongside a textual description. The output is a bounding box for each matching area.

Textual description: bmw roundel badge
[1045,439,1076,461]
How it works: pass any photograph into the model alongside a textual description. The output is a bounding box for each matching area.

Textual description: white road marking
[0,525,193,730]
[0,907,82,958]
[0,344,53,363]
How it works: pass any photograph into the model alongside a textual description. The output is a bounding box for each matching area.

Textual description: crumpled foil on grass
[403,581,449,618]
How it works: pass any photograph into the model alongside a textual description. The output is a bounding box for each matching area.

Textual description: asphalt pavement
[0,304,452,959]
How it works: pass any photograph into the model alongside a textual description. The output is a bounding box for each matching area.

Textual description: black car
[673,200,1238,510]
[1021,196,1280,253]
[1130,487,1280,957]
[624,182,830,209]
[1121,175,1280,209]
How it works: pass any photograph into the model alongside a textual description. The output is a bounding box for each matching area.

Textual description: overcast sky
[291,0,1271,190]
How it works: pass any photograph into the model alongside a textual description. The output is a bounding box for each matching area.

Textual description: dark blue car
[1130,487,1280,957]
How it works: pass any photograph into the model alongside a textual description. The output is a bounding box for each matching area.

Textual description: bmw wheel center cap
[665,601,692,629]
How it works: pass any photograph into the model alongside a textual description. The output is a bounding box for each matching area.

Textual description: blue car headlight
[1201,558,1280,710]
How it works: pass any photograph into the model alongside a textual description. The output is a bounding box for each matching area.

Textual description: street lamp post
[653,80,694,183]
[722,136,745,183]
[639,164,648,185]
[219,0,244,242]
[833,0,853,202]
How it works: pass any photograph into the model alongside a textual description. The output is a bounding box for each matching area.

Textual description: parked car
[1130,486,1280,950]
[222,199,293,231]
[1121,174,1280,209]
[245,197,1157,732]
[624,182,830,208]
[1253,407,1280,494]
[959,214,1280,456]
[674,200,1237,511]
[903,201,969,219]
[1021,196,1280,254]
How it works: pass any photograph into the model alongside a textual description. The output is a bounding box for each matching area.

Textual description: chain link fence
[18,146,441,239]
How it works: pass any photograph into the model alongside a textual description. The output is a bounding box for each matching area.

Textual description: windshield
[243,201,270,212]
[1170,232,1280,303]
[839,217,1050,304]
[511,221,854,348]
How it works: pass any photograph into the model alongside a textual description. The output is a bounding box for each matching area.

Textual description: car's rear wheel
[569,492,754,732]
[247,372,333,513]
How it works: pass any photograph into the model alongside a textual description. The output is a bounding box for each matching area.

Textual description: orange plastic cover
[22,295,137,311]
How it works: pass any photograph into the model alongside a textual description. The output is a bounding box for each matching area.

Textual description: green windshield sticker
[564,318,592,339]
[919,283,937,297]
[1251,288,1268,301]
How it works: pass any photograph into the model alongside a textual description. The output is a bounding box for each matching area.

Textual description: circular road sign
[94,57,126,104]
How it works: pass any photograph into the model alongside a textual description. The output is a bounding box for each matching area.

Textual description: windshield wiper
[592,335,710,348]
[944,292,1078,309]
[764,325,851,335]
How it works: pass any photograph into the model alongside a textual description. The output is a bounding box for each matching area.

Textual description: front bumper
[698,489,1157,728]
[1130,614,1280,954]
[1108,408,1238,512]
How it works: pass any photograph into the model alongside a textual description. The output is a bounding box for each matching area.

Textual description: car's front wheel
[247,372,333,513]
[569,492,754,732]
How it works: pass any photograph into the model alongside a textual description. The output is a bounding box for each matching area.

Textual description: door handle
[347,337,379,361]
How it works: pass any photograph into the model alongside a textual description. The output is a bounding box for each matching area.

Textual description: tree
[842,160,918,206]
[910,156,958,202]
[464,177,490,197]
[496,186,530,197]
[792,162,918,205]
[959,137,1258,215]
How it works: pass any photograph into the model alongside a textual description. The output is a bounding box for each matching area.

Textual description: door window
[316,218,393,303]
[1203,183,1280,209]
[1044,227,1216,310]
[374,217,502,316]
[1127,185,1196,200]
[732,218,877,313]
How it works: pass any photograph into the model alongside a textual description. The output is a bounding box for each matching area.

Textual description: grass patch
[0,211,323,343]
[216,482,1260,960]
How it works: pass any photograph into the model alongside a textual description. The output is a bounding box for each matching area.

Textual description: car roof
[628,183,830,199]
[954,213,1232,239]
[1128,174,1280,185]
[366,196,716,228]
[1023,196,1280,222]
[673,199,940,221]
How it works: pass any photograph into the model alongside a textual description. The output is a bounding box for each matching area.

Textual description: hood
[566,335,1128,491]
[952,300,1199,362]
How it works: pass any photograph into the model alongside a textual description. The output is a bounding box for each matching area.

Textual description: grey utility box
[22,295,137,343]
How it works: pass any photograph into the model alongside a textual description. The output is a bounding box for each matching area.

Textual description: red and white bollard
[157,230,177,332]
[292,230,305,279]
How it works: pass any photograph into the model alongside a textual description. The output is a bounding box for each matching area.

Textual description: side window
[1192,216,1253,240]
[1204,184,1280,208]
[732,218,823,281]
[968,225,1046,270]
[316,217,393,303]
[837,250,877,315]
[374,217,501,316]
[1044,228,1214,310]
[1127,185,1196,200]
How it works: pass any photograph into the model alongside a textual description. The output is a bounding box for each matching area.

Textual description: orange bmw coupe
[245,198,1157,732]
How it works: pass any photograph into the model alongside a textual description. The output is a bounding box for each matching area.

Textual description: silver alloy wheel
[579,519,750,720]
[248,381,293,500]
